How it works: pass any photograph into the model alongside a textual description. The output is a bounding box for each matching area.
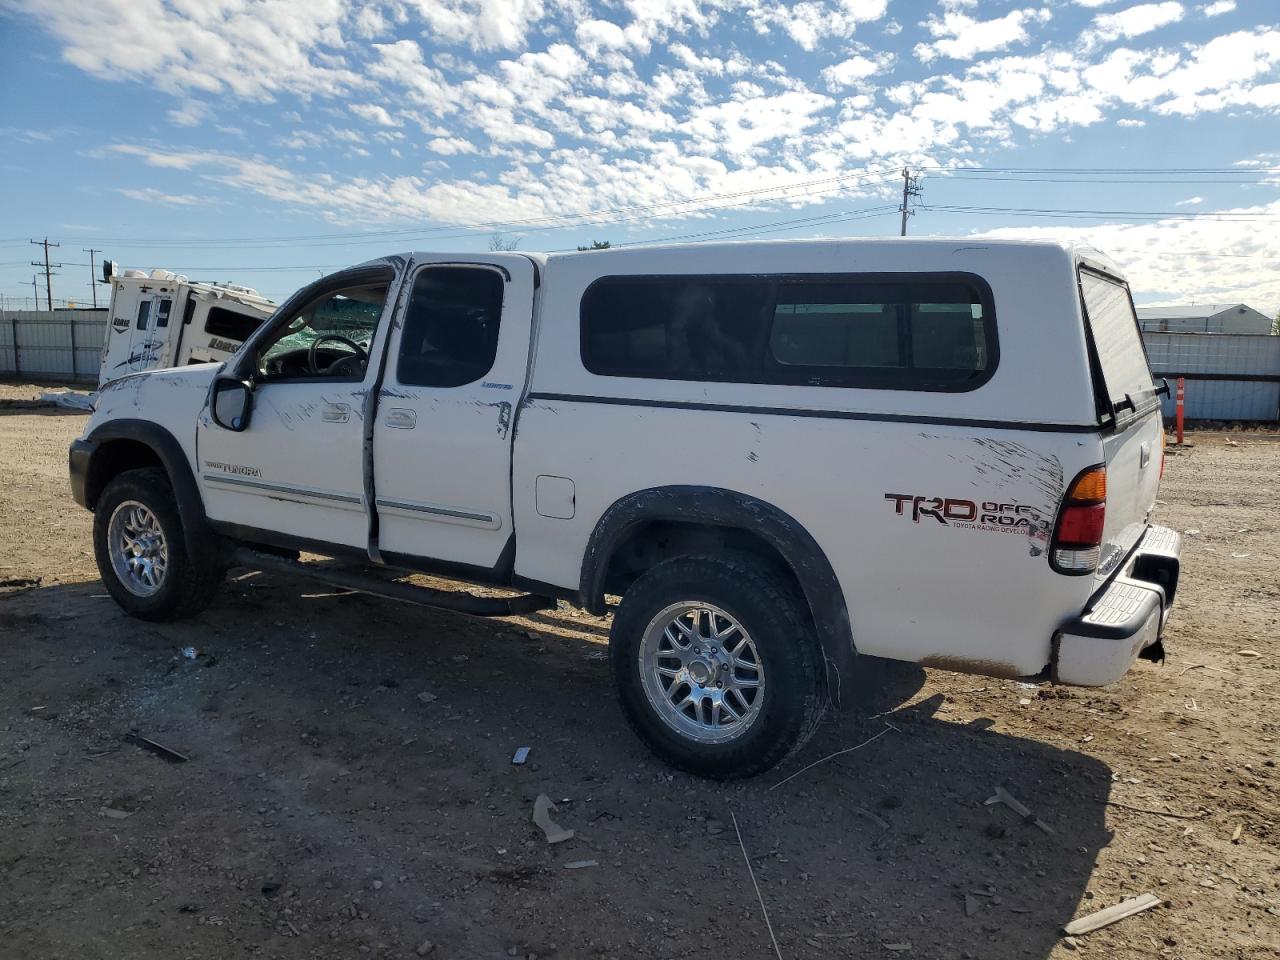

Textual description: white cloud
[1088,2,1185,43]
[977,201,1280,316]
[1116,117,1146,126]
[350,103,401,126]
[166,101,211,128]
[402,0,550,52]
[821,53,894,90]
[119,186,216,207]
[1201,1,1235,15]
[427,136,478,154]
[11,0,364,100]
[915,8,1053,64]
[1175,196,1204,205]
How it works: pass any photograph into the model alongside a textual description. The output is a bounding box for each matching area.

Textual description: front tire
[609,555,826,779]
[93,468,224,621]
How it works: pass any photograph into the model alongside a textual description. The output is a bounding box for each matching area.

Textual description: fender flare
[83,419,214,559]
[580,485,858,707]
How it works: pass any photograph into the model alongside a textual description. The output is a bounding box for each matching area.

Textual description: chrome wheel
[107,500,169,597]
[638,602,766,744]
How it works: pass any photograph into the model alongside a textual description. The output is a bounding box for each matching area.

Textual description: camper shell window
[580,272,997,392]
[1078,267,1157,418]
[135,300,151,331]
[205,306,265,342]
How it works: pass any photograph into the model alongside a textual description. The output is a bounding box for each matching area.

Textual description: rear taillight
[1050,465,1107,575]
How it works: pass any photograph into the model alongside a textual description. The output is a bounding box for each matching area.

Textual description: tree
[576,240,611,251]
[488,232,521,251]
[1273,310,1279,336]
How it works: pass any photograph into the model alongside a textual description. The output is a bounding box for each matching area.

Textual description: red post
[1175,377,1185,445]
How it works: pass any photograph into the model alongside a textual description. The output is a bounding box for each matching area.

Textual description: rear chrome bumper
[1052,524,1182,686]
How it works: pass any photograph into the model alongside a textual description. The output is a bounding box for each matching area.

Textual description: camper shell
[98,262,275,386]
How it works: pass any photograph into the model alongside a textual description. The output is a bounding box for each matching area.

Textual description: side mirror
[211,378,254,431]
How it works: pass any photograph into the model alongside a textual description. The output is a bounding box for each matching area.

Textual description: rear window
[1079,269,1155,414]
[205,306,264,342]
[581,273,995,392]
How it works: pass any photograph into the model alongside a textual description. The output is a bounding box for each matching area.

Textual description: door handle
[385,407,417,430]
[322,402,351,423]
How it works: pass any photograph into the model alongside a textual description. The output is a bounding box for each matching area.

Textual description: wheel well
[600,520,805,610]
[86,439,164,508]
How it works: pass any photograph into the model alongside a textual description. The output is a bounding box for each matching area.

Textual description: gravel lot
[1,380,1277,960]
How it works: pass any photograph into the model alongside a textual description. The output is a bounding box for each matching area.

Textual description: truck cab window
[397,267,504,388]
[257,281,389,382]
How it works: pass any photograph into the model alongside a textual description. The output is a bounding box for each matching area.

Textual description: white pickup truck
[69,239,1181,778]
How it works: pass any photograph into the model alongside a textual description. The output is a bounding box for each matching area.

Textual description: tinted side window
[156,298,172,328]
[205,306,264,341]
[581,274,995,391]
[135,300,151,331]
[397,267,504,388]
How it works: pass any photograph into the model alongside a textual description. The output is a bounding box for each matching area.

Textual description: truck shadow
[1,577,1114,960]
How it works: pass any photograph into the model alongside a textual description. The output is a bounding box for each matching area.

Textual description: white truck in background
[98,261,275,387]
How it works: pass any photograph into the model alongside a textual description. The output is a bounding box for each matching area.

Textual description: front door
[197,264,400,549]
[371,255,536,571]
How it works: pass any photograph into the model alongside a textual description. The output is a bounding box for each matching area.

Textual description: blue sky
[1,0,1278,313]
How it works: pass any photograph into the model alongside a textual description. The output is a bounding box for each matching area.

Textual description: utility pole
[899,168,923,236]
[32,274,39,308]
[82,247,102,309]
[30,237,62,310]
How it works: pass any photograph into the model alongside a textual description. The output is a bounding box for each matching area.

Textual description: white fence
[1144,332,1280,422]
[0,310,107,383]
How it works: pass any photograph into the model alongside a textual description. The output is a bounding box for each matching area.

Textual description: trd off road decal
[885,494,1051,548]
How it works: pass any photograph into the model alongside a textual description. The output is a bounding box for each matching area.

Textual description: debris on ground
[123,732,189,764]
[512,746,531,765]
[1236,649,1263,658]
[532,795,574,844]
[563,860,597,869]
[181,646,199,660]
[417,691,438,704]
[883,942,912,952]
[730,811,783,960]
[983,784,1055,834]
[39,390,96,411]
[1231,823,1244,843]
[99,806,131,819]
[415,939,435,956]
[768,724,895,791]
[1063,893,1161,936]
[0,575,42,590]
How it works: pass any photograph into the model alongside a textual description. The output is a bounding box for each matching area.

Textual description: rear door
[1078,266,1163,580]
[371,255,536,572]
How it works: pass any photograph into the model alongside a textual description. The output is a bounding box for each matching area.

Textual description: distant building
[1136,303,1273,335]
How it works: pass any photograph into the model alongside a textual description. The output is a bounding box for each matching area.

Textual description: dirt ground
[1,379,1276,960]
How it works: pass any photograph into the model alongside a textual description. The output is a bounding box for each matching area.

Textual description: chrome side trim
[375,497,500,529]
[202,473,363,505]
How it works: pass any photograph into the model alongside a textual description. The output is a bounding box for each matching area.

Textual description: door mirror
[211,378,254,431]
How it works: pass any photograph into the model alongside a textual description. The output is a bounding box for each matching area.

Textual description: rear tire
[609,554,826,779]
[93,468,224,621]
